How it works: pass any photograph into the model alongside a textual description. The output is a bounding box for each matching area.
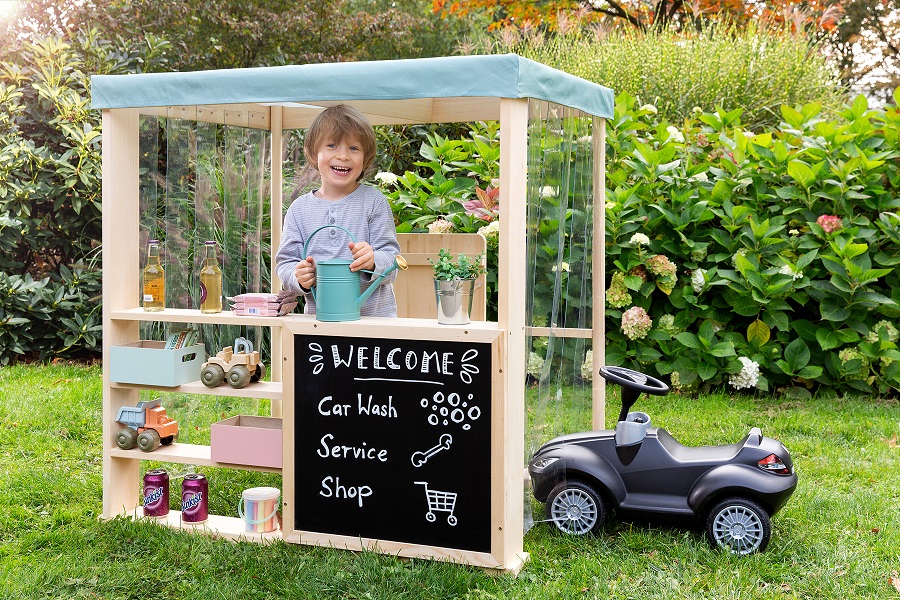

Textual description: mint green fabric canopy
[90,54,613,119]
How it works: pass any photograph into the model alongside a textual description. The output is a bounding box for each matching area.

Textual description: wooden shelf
[115,509,282,544]
[110,442,282,473]
[109,307,288,327]
[111,379,283,400]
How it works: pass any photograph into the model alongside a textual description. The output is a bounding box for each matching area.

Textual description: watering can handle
[301,224,358,262]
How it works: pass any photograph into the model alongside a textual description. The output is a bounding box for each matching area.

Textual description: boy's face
[316,135,365,197]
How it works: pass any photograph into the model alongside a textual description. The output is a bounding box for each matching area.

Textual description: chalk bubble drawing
[420,391,482,430]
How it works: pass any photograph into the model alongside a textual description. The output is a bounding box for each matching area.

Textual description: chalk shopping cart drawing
[415,481,458,526]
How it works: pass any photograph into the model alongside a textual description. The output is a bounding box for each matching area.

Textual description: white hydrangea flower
[689,172,709,182]
[691,268,706,293]
[729,356,760,390]
[374,171,398,185]
[605,201,617,210]
[527,351,544,378]
[778,264,802,281]
[666,126,685,143]
[630,233,650,246]
[551,262,570,273]
[580,349,593,381]
[477,220,500,241]
[640,104,658,114]
[540,186,557,198]
[427,218,453,234]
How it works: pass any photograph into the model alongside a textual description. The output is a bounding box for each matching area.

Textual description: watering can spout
[356,255,408,309]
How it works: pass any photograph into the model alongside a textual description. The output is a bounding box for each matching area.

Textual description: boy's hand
[296,256,316,290]
[348,241,375,272]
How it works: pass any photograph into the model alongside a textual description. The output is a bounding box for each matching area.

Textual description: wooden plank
[395,233,487,321]
[141,104,271,129]
[110,509,283,544]
[110,380,283,400]
[109,444,282,473]
[270,105,285,419]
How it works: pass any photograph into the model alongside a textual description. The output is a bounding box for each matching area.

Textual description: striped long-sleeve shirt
[274,184,400,317]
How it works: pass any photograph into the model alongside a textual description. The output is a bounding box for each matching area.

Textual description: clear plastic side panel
[524,100,596,532]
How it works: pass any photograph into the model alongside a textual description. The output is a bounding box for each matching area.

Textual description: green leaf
[797,366,823,379]
[747,319,771,346]
[674,332,702,349]
[816,329,844,351]
[821,300,852,321]
[787,160,816,188]
[784,338,811,370]
[697,361,717,381]
[710,342,736,357]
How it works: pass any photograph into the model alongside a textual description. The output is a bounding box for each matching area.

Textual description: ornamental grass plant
[491,22,845,129]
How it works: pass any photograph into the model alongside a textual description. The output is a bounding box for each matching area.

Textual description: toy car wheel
[251,362,266,383]
[137,429,161,452]
[706,497,771,554]
[546,480,606,535]
[161,434,177,446]
[115,427,138,450]
[200,364,225,387]
[228,365,251,388]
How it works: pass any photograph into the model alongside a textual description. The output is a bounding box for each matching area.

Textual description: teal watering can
[303,224,407,322]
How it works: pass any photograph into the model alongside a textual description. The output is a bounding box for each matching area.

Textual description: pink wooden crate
[210,415,282,469]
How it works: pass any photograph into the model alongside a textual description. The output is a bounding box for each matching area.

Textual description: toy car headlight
[531,456,559,469]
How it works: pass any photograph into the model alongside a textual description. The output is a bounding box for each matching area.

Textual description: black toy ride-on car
[528,366,797,554]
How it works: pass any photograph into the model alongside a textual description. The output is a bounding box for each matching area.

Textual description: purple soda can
[142,469,170,518]
[181,474,209,523]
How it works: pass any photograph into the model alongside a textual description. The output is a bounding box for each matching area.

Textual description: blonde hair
[303,104,377,182]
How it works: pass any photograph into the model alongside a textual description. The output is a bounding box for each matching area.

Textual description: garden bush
[0,30,169,363]
[605,89,900,397]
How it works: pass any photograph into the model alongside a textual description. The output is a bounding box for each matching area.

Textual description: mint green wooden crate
[110,341,206,387]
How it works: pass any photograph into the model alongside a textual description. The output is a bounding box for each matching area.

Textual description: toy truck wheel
[227,365,251,388]
[200,364,225,387]
[161,434,177,446]
[115,427,138,450]
[545,480,606,535]
[137,429,161,452]
[251,363,266,383]
[706,497,771,555]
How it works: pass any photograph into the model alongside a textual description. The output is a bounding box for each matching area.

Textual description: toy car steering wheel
[599,366,669,396]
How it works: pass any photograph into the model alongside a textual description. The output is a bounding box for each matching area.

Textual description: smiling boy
[275,104,401,317]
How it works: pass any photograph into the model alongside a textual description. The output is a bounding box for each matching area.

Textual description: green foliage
[0,30,169,363]
[0,265,102,364]
[429,248,486,280]
[605,91,900,396]
[377,121,501,319]
[492,23,845,129]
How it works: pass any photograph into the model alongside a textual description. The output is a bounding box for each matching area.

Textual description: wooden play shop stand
[93,54,614,573]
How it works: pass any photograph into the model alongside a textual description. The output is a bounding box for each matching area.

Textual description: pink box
[210,416,282,469]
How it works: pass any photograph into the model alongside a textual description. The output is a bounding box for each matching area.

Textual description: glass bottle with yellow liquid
[142,239,165,312]
[199,240,223,313]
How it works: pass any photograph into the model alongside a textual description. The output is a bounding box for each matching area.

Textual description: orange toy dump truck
[115,399,179,452]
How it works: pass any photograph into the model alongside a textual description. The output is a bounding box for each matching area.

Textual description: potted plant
[430,248,486,325]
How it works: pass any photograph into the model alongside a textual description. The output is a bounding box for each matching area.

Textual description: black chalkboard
[294,334,492,552]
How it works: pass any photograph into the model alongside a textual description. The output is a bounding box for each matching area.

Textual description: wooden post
[497,98,529,568]
[101,108,141,518]
[592,117,607,430]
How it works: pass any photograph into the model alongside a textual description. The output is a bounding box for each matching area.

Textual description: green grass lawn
[1,363,899,599]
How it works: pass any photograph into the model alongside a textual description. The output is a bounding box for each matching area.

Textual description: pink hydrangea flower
[817,214,843,233]
[621,306,652,340]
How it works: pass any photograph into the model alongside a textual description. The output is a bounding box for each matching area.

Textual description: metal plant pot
[434,278,475,325]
